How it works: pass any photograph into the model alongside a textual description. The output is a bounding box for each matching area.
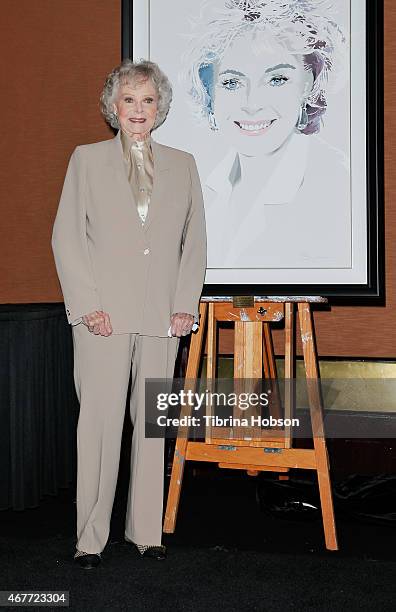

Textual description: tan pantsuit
[52,131,206,555]
[73,322,179,553]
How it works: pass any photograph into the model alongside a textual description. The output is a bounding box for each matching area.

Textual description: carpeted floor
[1,467,395,612]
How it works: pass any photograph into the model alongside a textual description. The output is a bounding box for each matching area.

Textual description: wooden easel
[163,297,338,551]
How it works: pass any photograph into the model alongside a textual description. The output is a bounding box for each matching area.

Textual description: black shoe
[125,538,167,560]
[140,545,167,560]
[74,550,101,569]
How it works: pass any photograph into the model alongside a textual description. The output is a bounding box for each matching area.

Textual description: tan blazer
[51,131,207,336]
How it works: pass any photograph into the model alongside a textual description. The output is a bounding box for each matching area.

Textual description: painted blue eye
[269,76,289,87]
[221,78,243,91]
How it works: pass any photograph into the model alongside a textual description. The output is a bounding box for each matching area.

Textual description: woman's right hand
[82,311,113,336]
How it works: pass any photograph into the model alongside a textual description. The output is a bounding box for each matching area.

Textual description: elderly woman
[183,0,350,270]
[51,59,206,568]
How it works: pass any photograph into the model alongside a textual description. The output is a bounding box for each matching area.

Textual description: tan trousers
[72,323,179,554]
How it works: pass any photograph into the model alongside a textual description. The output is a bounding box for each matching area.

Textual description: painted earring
[208,111,219,131]
[296,100,308,131]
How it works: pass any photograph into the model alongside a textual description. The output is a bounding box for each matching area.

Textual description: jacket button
[143,248,150,255]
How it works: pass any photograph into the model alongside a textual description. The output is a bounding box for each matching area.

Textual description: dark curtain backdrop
[0,305,78,510]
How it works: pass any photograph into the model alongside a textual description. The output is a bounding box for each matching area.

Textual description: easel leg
[263,323,282,420]
[163,303,208,533]
[298,303,338,551]
[206,303,217,443]
[284,302,295,449]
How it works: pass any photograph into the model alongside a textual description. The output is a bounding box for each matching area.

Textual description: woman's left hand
[170,312,194,337]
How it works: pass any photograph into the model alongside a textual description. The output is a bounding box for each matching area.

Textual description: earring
[208,111,219,132]
[296,100,308,131]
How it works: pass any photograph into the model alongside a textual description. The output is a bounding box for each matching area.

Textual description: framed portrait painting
[122,0,384,300]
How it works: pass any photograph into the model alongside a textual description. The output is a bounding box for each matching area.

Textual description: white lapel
[204,135,310,267]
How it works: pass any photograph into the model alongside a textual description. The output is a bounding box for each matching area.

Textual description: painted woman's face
[212,31,314,155]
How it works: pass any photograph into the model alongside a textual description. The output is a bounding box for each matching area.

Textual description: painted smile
[234,119,276,135]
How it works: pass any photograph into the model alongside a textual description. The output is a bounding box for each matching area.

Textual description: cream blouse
[120,130,154,225]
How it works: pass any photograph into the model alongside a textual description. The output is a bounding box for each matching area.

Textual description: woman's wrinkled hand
[82,311,113,336]
[170,312,194,337]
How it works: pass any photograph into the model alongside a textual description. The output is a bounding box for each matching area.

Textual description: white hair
[100,59,173,130]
